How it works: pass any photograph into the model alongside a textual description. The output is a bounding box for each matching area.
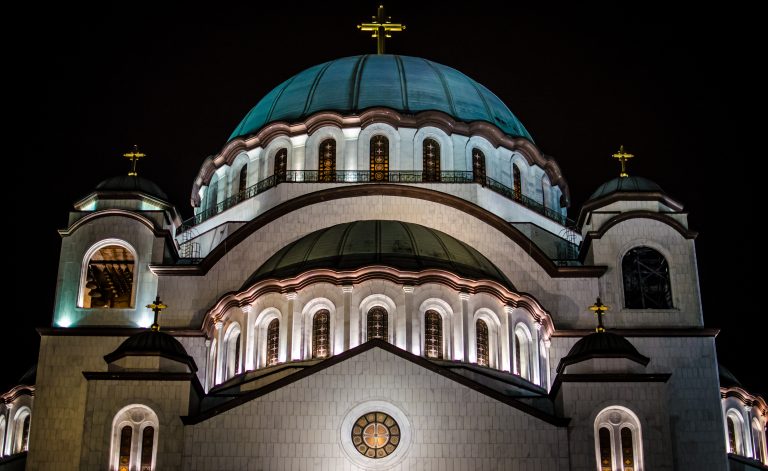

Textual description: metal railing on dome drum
[178,170,567,234]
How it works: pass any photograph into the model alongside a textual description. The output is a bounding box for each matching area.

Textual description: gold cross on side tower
[589,297,610,333]
[123,145,146,176]
[357,5,405,54]
[146,295,167,332]
[612,145,634,178]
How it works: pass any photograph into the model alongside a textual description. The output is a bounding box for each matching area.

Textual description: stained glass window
[351,412,400,459]
[370,136,389,181]
[472,148,486,184]
[424,310,442,359]
[140,427,154,471]
[319,139,336,182]
[238,165,247,196]
[620,428,634,470]
[367,307,388,341]
[599,427,612,471]
[274,148,287,182]
[118,425,132,471]
[622,247,673,309]
[513,165,522,201]
[312,309,330,359]
[476,319,489,366]
[728,417,737,453]
[267,319,280,366]
[82,244,135,308]
[423,138,441,182]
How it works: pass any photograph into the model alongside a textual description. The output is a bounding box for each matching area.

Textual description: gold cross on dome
[612,145,634,178]
[123,145,146,176]
[146,295,167,332]
[357,5,405,54]
[589,297,610,333]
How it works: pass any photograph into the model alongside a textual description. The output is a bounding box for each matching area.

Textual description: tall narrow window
[752,418,765,462]
[620,428,635,470]
[541,176,551,209]
[238,165,248,196]
[513,165,522,201]
[267,319,280,366]
[81,243,135,308]
[728,416,737,454]
[20,415,30,452]
[476,319,489,366]
[599,427,613,471]
[424,310,443,359]
[367,307,388,341]
[622,247,673,309]
[423,138,441,182]
[224,325,241,380]
[140,427,154,471]
[472,148,486,184]
[111,405,158,471]
[118,426,132,471]
[370,135,389,181]
[233,332,241,375]
[312,309,330,359]
[319,139,336,182]
[274,148,288,182]
[594,407,643,471]
[208,180,218,212]
[514,326,531,380]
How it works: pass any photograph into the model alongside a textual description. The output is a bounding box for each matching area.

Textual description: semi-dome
[556,331,650,373]
[229,54,533,142]
[95,175,169,201]
[104,330,197,371]
[244,220,514,290]
[589,176,663,201]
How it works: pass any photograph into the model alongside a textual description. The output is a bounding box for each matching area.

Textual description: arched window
[476,319,489,366]
[110,405,158,471]
[424,310,443,359]
[319,139,336,182]
[753,418,767,463]
[514,325,532,381]
[224,324,242,380]
[370,135,389,181]
[512,164,523,201]
[274,148,288,182]
[541,176,551,209]
[266,319,280,366]
[81,243,135,308]
[622,247,673,309]
[10,409,31,454]
[367,307,388,341]
[207,179,218,212]
[595,406,644,471]
[312,309,330,359]
[0,416,6,456]
[238,165,248,196]
[472,148,486,184]
[727,415,741,454]
[423,138,441,182]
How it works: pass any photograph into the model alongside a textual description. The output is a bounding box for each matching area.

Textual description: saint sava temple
[2,9,766,471]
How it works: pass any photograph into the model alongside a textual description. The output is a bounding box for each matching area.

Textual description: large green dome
[230,55,533,142]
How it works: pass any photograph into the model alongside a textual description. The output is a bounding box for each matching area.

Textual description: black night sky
[7,3,764,397]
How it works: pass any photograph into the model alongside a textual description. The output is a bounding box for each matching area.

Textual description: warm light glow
[137,316,153,328]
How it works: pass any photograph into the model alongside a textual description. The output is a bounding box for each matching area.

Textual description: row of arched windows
[111,405,158,471]
[203,136,555,213]
[212,304,540,389]
[726,409,767,463]
[0,407,31,457]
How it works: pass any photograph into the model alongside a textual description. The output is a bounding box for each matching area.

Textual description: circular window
[351,412,400,458]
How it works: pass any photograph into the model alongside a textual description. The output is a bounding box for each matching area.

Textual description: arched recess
[619,242,674,310]
[11,407,31,454]
[229,152,250,197]
[301,298,337,359]
[418,298,454,360]
[109,404,159,471]
[752,417,767,463]
[594,405,644,471]
[78,239,138,309]
[0,415,6,456]
[414,127,452,176]
[305,126,345,174]
[207,338,217,390]
[358,294,398,347]
[358,122,400,171]
[262,136,293,181]
[513,322,535,383]
[253,308,283,368]
[466,136,495,181]
[223,322,242,380]
[726,409,746,455]
[471,308,502,369]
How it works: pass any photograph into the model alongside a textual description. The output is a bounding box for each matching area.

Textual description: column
[744,405,754,458]
[533,321,543,385]
[214,321,224,384]
[341,285,353,352]
[403,286,416,354]
[501,306,513,372]
[204,339,211,392]
[459,291,471,363]
[285,292,298,361]
[241,305,253,371]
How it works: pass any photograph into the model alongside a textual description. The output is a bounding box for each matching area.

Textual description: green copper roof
[230,55,533,142]
[589,176,663,201]
[243,220,514,290]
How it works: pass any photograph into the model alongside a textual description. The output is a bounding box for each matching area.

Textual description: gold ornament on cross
[123,145,146,176]
[357,5,405,54]
[612,145,634,178]
[589,297,610,333]
[146,295,167,332]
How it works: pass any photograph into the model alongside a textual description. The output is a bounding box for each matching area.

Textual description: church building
[1,11,766,471]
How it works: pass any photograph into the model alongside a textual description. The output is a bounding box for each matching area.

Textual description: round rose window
[351,411,400,458]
